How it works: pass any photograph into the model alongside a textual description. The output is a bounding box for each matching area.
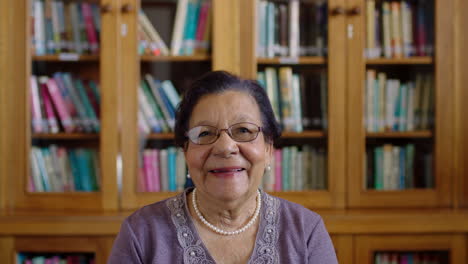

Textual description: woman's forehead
[189,91,261,126]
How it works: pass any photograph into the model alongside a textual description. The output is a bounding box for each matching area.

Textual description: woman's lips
[208,167,246,177]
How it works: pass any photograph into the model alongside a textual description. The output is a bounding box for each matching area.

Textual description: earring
[266,165,271,171]
[187,173,191,179]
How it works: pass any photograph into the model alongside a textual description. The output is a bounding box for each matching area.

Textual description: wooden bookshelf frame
[331,235,353,264]
[347,0,455,208]
[455,0,468,208]
[2,0,119,211]
[355,234,467,264]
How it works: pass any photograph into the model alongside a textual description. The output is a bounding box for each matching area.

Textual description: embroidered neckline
[166,189,280,264]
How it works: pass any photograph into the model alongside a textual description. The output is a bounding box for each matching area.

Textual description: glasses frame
[185,122,263,145]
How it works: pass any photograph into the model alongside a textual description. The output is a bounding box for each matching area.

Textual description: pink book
[194,0,211,49]
[39,77,60,133]
[53,74,79,121]
[25,260,32,264]
[274,149,282,191]
[152,149,161,192]
[81,3,99,54]
[47,78,74,132]
[143,149,154,192]
[30,76,44,133]
[51,256,61,264]
[27,172,35,192]
[45,258,52,264]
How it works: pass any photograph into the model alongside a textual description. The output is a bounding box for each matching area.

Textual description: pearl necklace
[191,188,262,236]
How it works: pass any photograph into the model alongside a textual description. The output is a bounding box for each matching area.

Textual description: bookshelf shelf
[366,57,433,65]
[140,55,211,62]
[257,56,326,65]
[281,130,326,138]
[32,55,100,62]
[146,133,175,140]
[32,133,100,140]
[366,131,433,138]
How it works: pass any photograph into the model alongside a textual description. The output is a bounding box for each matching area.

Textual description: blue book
[399,148,406,189]
[34,147,51,191]
[76,149,92,191]
[75,79,100,132]
[168,147,177,191]
[182,0,196,55]
[68,150,82,191]
[374,147,383,190]
[158,85,175,118]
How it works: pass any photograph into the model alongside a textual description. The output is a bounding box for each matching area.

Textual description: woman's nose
[212,130,239,158]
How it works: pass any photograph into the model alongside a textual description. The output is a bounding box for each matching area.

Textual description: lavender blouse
[108,189,338,263]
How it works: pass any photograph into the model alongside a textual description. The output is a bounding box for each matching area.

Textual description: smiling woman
[107,71,338,264]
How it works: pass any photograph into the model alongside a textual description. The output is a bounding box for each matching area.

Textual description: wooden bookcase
[331,235,353,263]
[355,234,467,264]
[346,0,455,208]
[0,0,120,211]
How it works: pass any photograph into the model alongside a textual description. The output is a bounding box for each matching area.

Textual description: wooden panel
[212,0,240,74]
[0,0,11,210]
[120,0,140,210]
[355,234,466,264]
[455,0,468,208]
[327,0,347,209]
[366,57,433,65]
[239,0,256,79]
[331,235,353,264]
[434,0,455,208]
[0,237,14,264]
[98,0,120,211]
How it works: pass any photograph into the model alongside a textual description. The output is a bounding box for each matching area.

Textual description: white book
[138,110,151,135]
[159,149,169,191]
[30,147,44,192]
[288,0,299,57]
[49,144,64,192]
[366,70,376,132]
[264,67,280,122]
[175,149,186,191]
[378,73,387,131]
[266,2,275,58]
[392,147,400,190]
[382,2,392,58]
[30,75,45,133]
[311,148,318,190]
[256,0,267,57]
[291,74,303,132]
[383,144,393,190]
[171,0,188,55]
[34,0,46,55]
[401,1,413,57]
[69,3,82,54]
[366,0,376,58]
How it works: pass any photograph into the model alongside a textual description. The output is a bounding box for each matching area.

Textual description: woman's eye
[198,131,212,138]
[238,127,252,133]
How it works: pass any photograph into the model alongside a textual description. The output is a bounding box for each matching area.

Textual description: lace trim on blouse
[166,190,280,264]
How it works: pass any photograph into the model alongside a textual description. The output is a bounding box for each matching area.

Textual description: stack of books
[31,0,100,55]
[365,0,434,58]
[30,73,100,134]
[29,145,100,193]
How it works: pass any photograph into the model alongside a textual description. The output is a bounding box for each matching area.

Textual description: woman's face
[184,90,272,203]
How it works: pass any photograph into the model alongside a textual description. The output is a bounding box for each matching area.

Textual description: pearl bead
[192,188,261,236]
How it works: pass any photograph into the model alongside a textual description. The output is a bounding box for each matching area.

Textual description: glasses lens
[230,122,260,142]
[187,125,218,144]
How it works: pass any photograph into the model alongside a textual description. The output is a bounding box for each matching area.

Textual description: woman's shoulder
[124,191,186,231]
[263,192,323,226]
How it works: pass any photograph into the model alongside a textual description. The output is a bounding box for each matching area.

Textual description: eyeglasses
[186,122,263,145]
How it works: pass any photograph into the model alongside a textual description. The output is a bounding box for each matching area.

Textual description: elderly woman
[108,71,338,263]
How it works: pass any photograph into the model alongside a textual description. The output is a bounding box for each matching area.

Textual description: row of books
[29,146,100,192]
[31,0,100,55]
[366,0,434,58]
[365,143,433,190]
[138,147,187,192]
[262,146,327,192]
[30,73,100,134]
[374,252,446,264]
[138,74,181,133]
[138,0,212,56]
[257,67,327,132]
[365,71,433,132]
[18,253,95,264]
[257,0,327,58]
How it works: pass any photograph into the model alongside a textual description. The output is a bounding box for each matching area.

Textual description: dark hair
[174,70,282,148]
